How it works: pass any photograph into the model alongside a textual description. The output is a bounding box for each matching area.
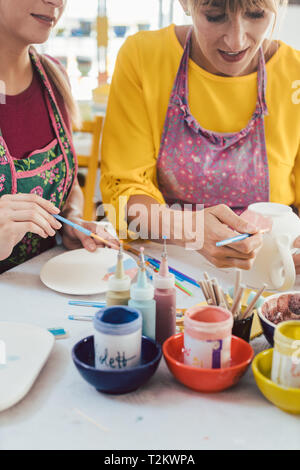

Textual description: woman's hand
[0,193,62,261]
[62,216,120,252]
[197,205,263,270]
[293,236,300,274]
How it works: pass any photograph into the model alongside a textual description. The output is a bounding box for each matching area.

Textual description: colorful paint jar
[271,321,300,388]
[184,306,233,369]
[128,248,156,340]
[93,306,142,371]
[105,244,131,307]
[154,241,176,345]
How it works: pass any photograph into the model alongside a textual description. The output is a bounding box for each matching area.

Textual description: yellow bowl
[252,349,300,414]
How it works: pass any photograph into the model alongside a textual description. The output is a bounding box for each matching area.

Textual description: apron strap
[172,26,268,117]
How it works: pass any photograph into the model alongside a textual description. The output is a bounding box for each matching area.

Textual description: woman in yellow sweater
[101,0,300,270]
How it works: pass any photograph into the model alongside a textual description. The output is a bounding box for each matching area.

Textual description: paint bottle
[271,321,300,388]
[184,305,233,369]
[93,306,142,370]
[106,243,131,307]
[129,247,156,340]
[154,240,176,345]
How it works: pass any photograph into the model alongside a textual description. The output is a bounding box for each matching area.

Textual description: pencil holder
[232,313,254,343]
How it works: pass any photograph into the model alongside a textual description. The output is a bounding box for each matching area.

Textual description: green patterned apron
[0,48,77,273]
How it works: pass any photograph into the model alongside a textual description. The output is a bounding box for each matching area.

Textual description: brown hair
[188,0,288,13]
[188,0,289,51]
[38,53,81,129]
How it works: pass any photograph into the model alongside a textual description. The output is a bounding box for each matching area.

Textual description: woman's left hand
[62,216,120,252]
[293,236,300,274]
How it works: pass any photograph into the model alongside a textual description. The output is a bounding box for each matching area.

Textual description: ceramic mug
[242,203,300,291]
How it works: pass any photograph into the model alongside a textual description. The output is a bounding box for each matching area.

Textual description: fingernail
[52,206,60,213]
[87,241,96,251]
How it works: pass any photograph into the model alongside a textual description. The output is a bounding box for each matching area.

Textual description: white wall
[275,5,300,49]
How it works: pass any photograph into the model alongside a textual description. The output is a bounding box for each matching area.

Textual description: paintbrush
[54,214,119,249]
[241,284,267,319]
[231,286,244,318]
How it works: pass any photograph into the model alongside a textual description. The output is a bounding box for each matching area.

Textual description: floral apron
[0,48,77,273]
[157,27,270,212]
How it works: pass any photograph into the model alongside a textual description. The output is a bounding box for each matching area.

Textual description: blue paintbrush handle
[53,214,92,237]
[69,300,106,308]
[216,233,251,247]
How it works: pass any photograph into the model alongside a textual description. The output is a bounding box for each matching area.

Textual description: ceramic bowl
[163,333,254,393]
[252,348,300,414]
[257,291,300,346]
[72,335,162,394]
[76,56,92,77]
[113,25,128,38]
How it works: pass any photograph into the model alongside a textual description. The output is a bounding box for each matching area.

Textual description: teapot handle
[270,234,296,291]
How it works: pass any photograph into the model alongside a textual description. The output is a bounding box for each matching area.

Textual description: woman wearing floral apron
[0,0,116,273]
[102,0,300,270]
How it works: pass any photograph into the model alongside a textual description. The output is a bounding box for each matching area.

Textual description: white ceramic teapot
[242,202,300,291]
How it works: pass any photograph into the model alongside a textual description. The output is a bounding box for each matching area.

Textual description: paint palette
[0,322,54,412]
[40,248,138,295]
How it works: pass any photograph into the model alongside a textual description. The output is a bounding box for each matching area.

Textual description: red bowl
[163,333,254,393]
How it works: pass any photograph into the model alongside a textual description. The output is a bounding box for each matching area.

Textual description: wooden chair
[73,116,103,221]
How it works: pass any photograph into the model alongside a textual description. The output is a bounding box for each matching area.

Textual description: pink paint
[154,241,176,345]
[185,306,233,341]
[184,306,233,369]
[154,287,176,345]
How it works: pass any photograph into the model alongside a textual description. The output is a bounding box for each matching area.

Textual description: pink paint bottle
[184,306,233,369]
[154,240,176,345]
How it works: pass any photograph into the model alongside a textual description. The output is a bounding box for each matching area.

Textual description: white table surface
[0,243,300,451]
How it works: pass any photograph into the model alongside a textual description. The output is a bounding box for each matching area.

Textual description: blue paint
[8,355,20,361]
[101,307,139,324]
[94,306,142,336]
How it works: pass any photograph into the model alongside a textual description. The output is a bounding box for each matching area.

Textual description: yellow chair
[74,116,103,221]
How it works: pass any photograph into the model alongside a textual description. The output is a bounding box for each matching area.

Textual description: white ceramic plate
[0,322,54,412]
[40,248,137,295]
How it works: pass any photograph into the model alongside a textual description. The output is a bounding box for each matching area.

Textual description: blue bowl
[72,335,162,394]
[113,25,128,38]
[257,308,275,346]
[257,291,300,346]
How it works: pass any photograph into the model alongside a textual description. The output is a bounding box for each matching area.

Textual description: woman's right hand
[0,193,62,260]
[197,204,263,270]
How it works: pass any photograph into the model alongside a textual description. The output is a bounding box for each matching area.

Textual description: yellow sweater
[101,24,300,229]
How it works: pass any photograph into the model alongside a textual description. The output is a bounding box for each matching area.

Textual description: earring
[185,10,191,16]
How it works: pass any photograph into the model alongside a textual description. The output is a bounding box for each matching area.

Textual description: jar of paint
[184,306,233,369]
[271,321,300,388]
[154,242,176,345]
[128,248,156,340]
[106,244,131,307]
[93,306,142,371]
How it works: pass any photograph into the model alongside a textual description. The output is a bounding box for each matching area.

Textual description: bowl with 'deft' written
[72,335,162,394]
